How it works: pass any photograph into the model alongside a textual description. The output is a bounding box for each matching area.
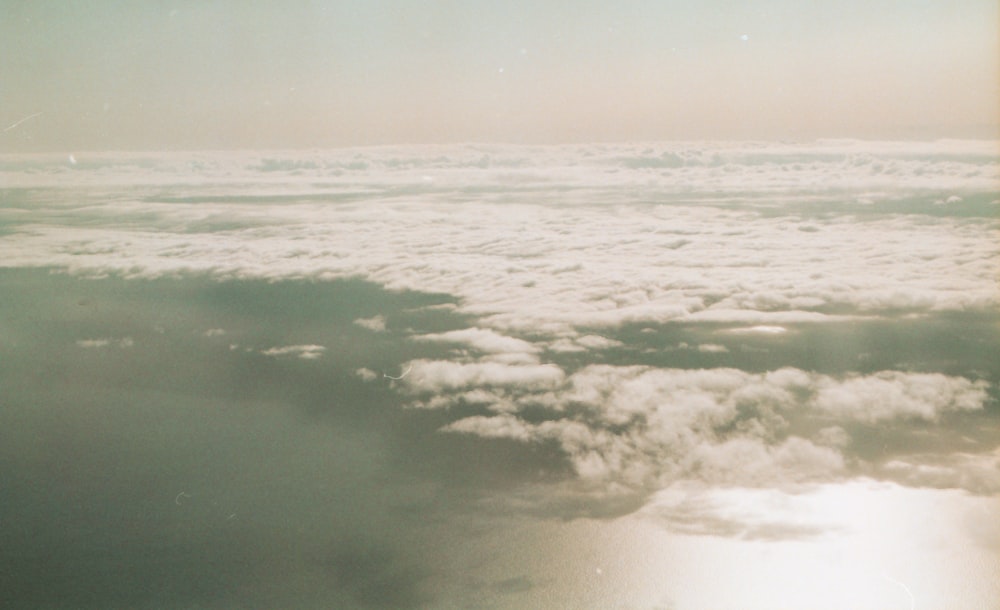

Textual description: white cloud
[724,325,789,335]
[203,328,226,337]
[639,483,844,540]
[693,311,851,325]
[812,372,989,423]
[575,334,624,349]
[260,344,326,360]
[1,142,995,340]
[441,413,535,442]
[413,327,538,354]
[683,436,846,487]
[354,367,379,382]
[400,359,565,393]
[353,315,386,332]
[697,343,729,353]
[409,388,522,413]
[815,426,851,448]
[480,352,542,365]
[880,448,1000,495]
[547,334,625,353]
[76,337,133,349]
[437,365,990,494]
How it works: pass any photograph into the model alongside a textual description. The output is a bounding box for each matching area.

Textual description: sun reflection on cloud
[607,481,1000,610]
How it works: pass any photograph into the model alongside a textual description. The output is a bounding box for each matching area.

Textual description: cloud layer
[401,361,991,496]
[1,141,997,340]
[1,141,996,548]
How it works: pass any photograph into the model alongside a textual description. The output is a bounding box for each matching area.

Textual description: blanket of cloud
[1,141,998,609]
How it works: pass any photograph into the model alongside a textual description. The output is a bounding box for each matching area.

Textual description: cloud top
[414,328,539,354]
[431,363,990,497]
[260,344,326,360]
[2,142,996,341]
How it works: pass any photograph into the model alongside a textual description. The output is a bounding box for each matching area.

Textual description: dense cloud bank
[2,142,998,339]
[392,355,994,496]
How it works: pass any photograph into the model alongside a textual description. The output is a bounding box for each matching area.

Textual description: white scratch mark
[384,364,413,380]
[175,491,192,506]
[4,112,43,133]
[883,573,916,610]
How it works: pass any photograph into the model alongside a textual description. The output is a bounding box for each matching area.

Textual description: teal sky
[2,0,998,150]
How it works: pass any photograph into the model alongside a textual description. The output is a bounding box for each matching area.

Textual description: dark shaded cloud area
[1,268,997,608]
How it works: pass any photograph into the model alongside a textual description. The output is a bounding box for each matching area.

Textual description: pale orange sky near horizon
[2,0,998,152]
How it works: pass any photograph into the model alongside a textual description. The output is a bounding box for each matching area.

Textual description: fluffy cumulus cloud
[354,367,379,382]
[811,372,989,423]
[353,315,387,332]
[400,359,564,394]
[879,448,1000,495]
[443,413,536,442]
[413,327,539,354]
[342,319,994,505]
[434,365,990,496]
[546,334,624,353]
[260,344,326,360]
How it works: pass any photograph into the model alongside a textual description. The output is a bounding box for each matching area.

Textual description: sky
[2,0,999,151]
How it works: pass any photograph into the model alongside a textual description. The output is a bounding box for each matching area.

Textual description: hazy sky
[2,0,998,149]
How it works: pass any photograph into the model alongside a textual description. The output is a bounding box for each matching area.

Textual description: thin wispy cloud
[260,344,326,360]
